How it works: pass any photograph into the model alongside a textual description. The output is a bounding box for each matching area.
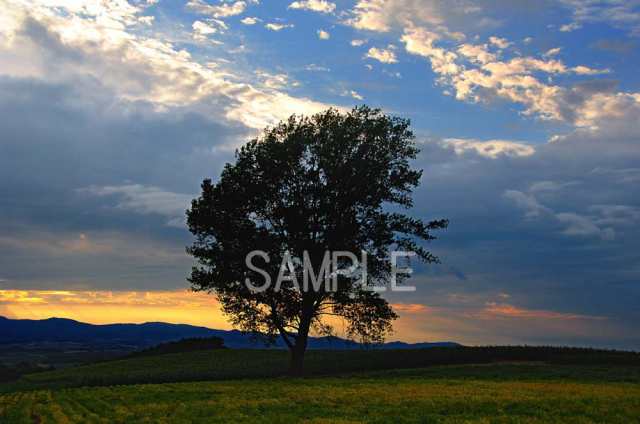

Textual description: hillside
[4,346,639,393]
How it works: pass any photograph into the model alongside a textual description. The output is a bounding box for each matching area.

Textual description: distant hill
[0,316,460,350]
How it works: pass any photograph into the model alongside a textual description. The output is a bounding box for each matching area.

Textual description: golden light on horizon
[0,289,614,347]
[0,290,232,329]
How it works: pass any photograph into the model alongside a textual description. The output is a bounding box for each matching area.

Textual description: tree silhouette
[187,106,447,374]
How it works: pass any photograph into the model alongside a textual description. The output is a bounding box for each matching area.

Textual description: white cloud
[192,20,219,41]
[255,70,291,90]
[305,63,330,72]
[345,0,485,39]
[400,27,619,124]
[317,29,330,40]
[570,91,640,129]
[559,21,581,32]
[572,65,610,75]
[342,90,364,100]
[443,138,536,159]
[347,0,393,32]
[543,47,561,57]
[187,0,248,18]
[401,27,459,75]
[240,16,260,25]
[365,46,398,63]
[138,16,154,26]
[1,1,335,130]
[351,39,366,47]
[489,36,511,49]
[457,43,496,64]
[265,22,294,31]
[288,0,336,14]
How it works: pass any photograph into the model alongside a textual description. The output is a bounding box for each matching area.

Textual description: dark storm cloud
[406,127,640,335]
[0,75,249,290]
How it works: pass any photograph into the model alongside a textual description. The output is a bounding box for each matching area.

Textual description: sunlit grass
[2,370,639,423]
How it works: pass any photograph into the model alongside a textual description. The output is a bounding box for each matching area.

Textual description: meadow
[1,347,639,422]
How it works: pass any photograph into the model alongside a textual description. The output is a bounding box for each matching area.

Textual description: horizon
[4,314,637,352]
[1,0,639,352]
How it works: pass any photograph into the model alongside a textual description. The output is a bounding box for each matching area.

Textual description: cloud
[345,0,489,37]
[317,29,330,40]
[503,186,630,241]
[186,0,248,18]
[543,47,562,57]
[443,138,535,159]
[265,22,294,31]
[192,20,221,41]
[80,185,194,228]
[400,27,623,124]
[556,212,616,240]
[342,90,364,100]
[559,0,640,36]
[351,39,366,47]
[503,190,551,218]
[401,27,459,75]
[288,0,336,14]
[480,302,606,321]
[365,46,398,63]
[559,21,581,32]
[240,16,260,25]
[304,63,330,72]
[488,36,511,49]
[457,43,496,65]
[0,4,335,130]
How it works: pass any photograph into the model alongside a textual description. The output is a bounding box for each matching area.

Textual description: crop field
[1,348,639,423]
[2,365,640,423]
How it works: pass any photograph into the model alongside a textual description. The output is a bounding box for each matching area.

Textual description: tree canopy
[187,106,447,373]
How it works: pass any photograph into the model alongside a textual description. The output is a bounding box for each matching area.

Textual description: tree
[187,106,447,374]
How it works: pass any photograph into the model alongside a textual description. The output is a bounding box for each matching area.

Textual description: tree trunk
[289,343,306,376]
[288,301,313,376]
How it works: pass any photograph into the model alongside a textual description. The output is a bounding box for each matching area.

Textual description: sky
[0,0,639,349]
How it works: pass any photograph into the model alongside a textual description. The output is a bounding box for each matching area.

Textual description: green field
[1,348,639,423]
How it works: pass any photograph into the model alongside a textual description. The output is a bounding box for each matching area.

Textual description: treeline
[126,337,226,358]
[351,345,640,368]
[0,362,53,383]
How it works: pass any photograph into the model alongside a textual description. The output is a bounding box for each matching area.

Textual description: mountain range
[0,316,459,350]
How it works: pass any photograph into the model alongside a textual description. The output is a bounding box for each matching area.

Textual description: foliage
[187,106,447,372]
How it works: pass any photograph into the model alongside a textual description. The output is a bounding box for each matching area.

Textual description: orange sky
[0,289,617,346]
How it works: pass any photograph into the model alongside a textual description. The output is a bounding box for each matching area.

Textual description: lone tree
[187,106,447,374]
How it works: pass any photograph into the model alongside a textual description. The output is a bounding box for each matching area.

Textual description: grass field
[2,365,640,423]
[1,348,639,423]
